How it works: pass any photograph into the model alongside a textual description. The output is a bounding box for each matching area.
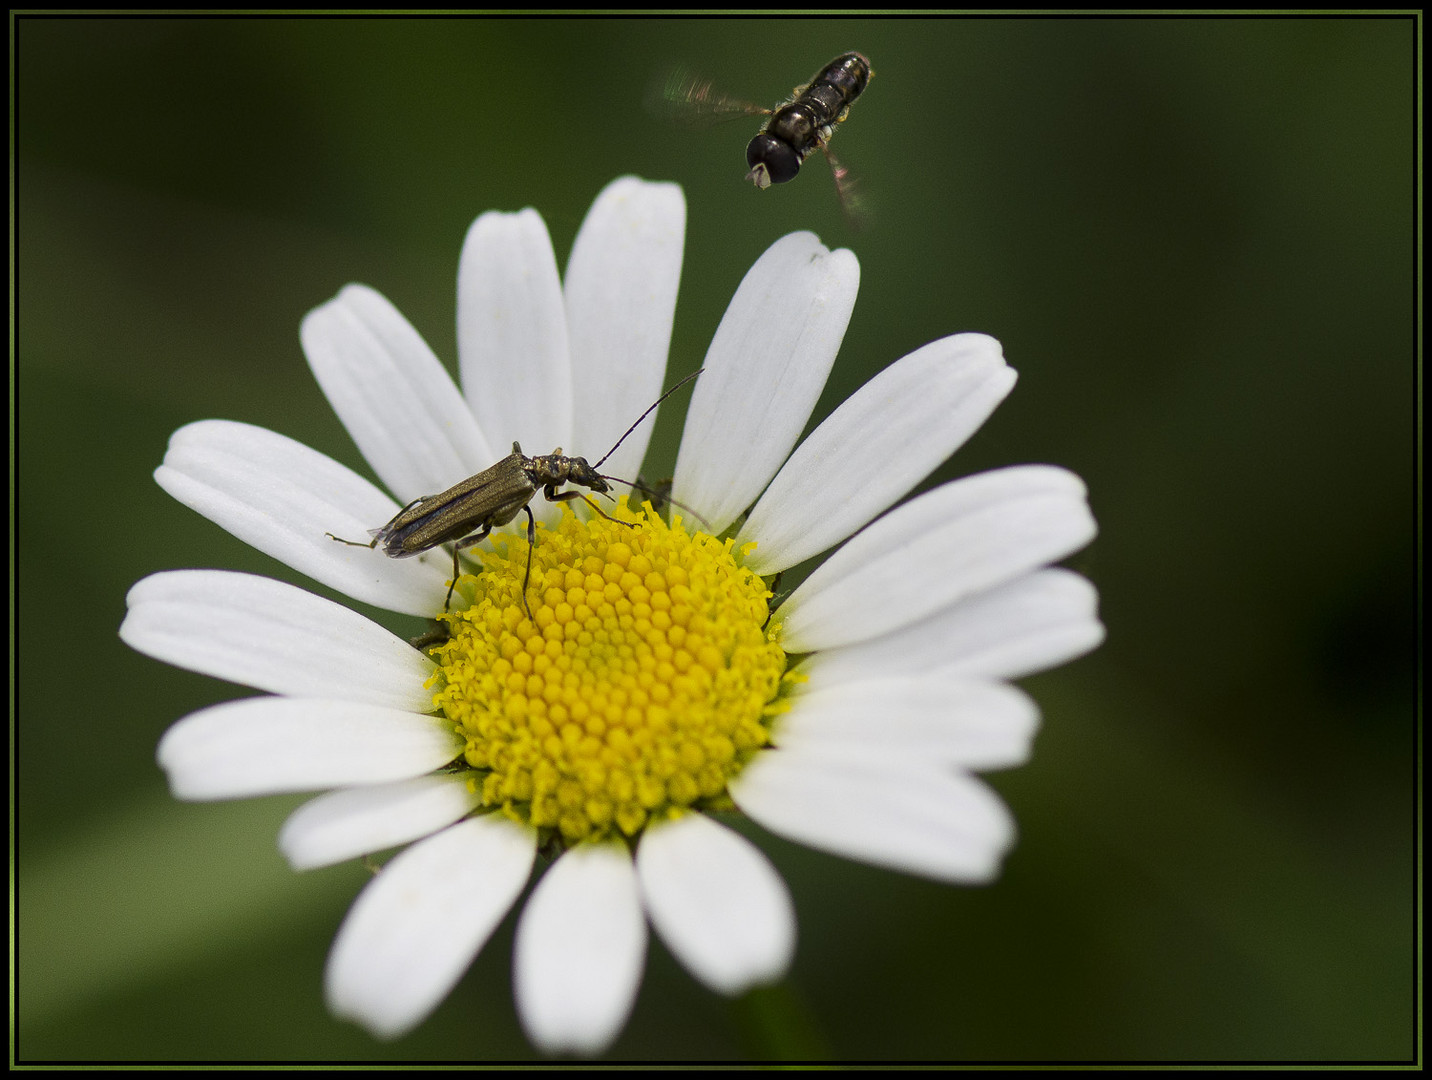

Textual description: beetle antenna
[600,474,712,531]
[591,369,703,470]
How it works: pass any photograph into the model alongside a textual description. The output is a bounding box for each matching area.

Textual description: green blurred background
[16,15,1414,1062]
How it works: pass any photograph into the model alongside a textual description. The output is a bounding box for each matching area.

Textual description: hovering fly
[654,52,872,216]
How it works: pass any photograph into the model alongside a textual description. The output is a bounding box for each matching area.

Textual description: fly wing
[646,64,769,130]
[819,141,871,231]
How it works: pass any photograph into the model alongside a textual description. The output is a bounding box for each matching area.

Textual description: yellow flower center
[431,501,791,846]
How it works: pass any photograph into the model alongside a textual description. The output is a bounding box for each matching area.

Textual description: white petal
[457,207,572,458]
[278,775,482,870]
[777,465,1097,652]
[154,420,450,617]
[672,232,859,535]
[775,676,1039,771]
[300,284,495,502]
[802,568,1106,686]
[739,334,1016,574]
[565,177,686,486]
[120,570,436,712]
[732,748,1016,884]
[636,814,794,996]
[156,698,462,800]
[514,844,646,1055]
[326,816,535,1039]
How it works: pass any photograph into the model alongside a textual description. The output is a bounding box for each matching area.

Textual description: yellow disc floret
[431,501,789,846]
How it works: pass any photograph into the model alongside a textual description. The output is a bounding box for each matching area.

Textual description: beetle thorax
[527,452,607,492]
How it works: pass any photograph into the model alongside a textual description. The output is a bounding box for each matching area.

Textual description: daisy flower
[121,175,1103,1055]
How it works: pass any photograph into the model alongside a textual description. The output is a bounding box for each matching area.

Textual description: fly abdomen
[814,52,871,105]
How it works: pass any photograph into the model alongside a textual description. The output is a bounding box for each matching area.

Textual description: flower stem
[728,979,833,1061]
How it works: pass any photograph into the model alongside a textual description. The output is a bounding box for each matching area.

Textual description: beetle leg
[762,570,785,631]
[328,493,432,550]
[544,486,639,529]
[326,531,380,549]
[517,505,536,621]
[446,524,494,611]
[409,621,451,653]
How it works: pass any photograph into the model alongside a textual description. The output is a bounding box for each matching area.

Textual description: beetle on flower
[121,175,1103,1054]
